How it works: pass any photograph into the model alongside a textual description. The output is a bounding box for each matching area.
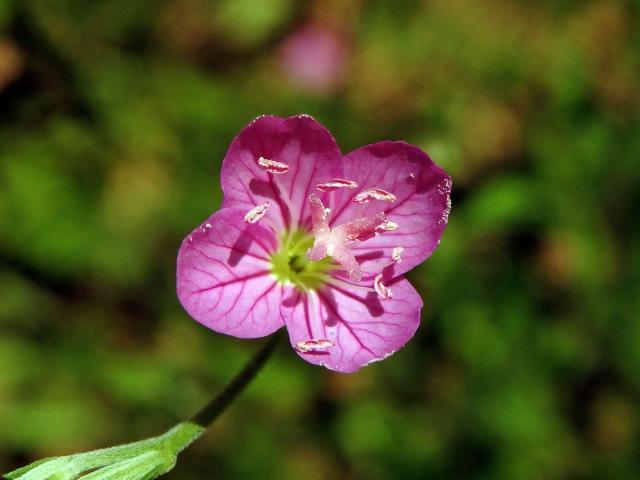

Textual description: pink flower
[280,24,348,95]
[177,115,452,373]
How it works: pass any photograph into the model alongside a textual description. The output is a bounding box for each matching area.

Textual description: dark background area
[1,0,639,478]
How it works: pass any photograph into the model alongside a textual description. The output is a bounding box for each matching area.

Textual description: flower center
[245,155,400,293]
[270,230,334,291]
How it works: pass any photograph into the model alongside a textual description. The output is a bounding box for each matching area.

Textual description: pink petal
[281,277,423,373]
[328,141,451,278]
[220,115,343,230]
[177,208,286,338]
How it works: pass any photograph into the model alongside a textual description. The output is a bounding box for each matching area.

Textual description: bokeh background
[1,0,639,478]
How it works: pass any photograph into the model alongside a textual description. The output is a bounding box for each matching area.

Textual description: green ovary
[270,230,334,291]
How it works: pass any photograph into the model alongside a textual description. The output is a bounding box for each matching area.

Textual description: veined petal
[328,141,451,277]
[177,208,285,338]
[282,278,422,372]
[220,115,343,231]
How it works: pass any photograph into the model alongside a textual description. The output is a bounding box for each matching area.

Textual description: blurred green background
[1,0,639,478]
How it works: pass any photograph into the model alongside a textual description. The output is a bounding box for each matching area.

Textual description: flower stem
[190,332,282,428]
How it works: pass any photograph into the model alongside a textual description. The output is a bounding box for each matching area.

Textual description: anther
[295,338,335,353]
[244,202,270,223]
[376,220,399,233]
[258,156,289,174]
[353,188,397,203]
[392,247,404,263]
[374,274,393,299]
[316,179,359,192]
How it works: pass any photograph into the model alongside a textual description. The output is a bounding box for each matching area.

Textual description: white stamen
[376,220,399,232]
[295,338,335,353]
[258,156,289,174]
[316,179,359,192]
[244,202,270,223]
[374,274,393,299]
[392,247,404,263]
[353,188,397,203]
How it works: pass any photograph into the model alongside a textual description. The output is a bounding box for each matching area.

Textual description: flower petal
[281,277,422,372]
[220,115,343,230]
[177,208,285,338]
[328,141,451,278]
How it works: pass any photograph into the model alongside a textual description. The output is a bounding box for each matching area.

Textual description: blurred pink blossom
[280,25,349,94]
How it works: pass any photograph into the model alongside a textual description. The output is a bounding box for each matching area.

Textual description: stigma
[306,190,398,282]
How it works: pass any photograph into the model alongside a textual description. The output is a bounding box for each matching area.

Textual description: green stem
[190,333,282,428]
[157,333,282,459]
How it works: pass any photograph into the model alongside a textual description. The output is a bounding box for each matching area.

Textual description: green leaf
[5,423,204,480]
